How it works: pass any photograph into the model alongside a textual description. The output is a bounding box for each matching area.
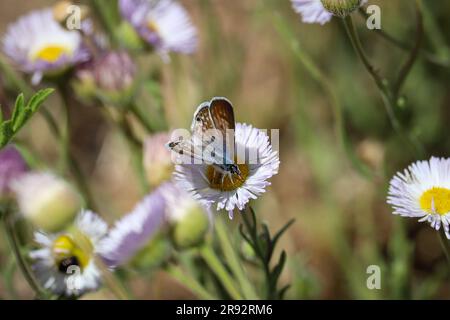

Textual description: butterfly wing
[210,97,235,164]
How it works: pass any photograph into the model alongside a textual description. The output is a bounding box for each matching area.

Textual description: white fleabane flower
[30,210,108,297]
[119,0,197,58]
[388,157,450,239]
[174,123,280,219]
[291,0,367,25]
[2,8,89,84]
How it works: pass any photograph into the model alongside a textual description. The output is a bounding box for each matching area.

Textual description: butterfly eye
[196,117,201,122]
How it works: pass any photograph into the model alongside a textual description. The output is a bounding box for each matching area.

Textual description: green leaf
[11,94,25,125]
[0,105,4,124]
[28,88,54,112]
[12,108,32,132]
[0,121,13,149]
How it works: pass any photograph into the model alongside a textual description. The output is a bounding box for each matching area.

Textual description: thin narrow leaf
[28,88,54,112]
[11,94,25,125]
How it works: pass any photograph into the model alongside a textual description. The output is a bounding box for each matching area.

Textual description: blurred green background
[1,0,450,299]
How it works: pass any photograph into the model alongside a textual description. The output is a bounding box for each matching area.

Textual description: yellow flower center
[33,45,71,63]
[206,164,249,191]
[419,187,450,215]
[52,234,92,273]
[147,20,160,34]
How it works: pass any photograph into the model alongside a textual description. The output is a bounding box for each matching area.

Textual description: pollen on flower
[52,235,91,271]
[419,187,450,215]
[34,45,71,63]
[206,164,249,191]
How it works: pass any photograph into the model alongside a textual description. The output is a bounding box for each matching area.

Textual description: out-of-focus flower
[119,0,197,58]
[30,210,108,297]
[0,146,27,199]
[163,182,211,250]
[291,0,366,25]
[73,51,137,105]
[2,8,89,84]
[99,187,166,268]
[11,172,82,232]
[388,157,450,239]
[143,132,174,188]
[174,123,280,219]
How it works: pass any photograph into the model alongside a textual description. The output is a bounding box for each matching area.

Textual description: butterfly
[166,97,242,185]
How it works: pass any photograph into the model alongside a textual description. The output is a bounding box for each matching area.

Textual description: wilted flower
[291,0,366,25]
[143,132,174,188]
[174,123,280,219]
[99,187,166,268]
[0,146,27,199]
[2,8,89,84]
[119,0,197,58]
[163,182,211,249]
[11,172,82,232]
[388,157,450,239]
[30,210,108,297]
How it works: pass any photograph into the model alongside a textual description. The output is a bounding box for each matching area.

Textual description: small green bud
[130,233,172,270]
[11,172,82,232]
[321,0,362,17]
[170,205,210,250]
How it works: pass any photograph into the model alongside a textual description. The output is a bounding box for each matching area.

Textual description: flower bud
[143,133,174,188]
[73,51,137,105]
[163,183,211,250]
[94,51,137,104]
[0,146,27,200]
[321,0,363,17]
[11,172,83,232]
[129,233,171,270]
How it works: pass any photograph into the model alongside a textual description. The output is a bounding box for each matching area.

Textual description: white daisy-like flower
[174,123,280,219]
[119,0,197,58]
[98,188,166,268]
[2,8,89,84]
[29,210,108,297]
[388,157,450,239]
[291,0,367,25]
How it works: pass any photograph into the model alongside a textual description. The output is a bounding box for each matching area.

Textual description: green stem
[2,211,45,298]
[438,231,450,268]
[57,85,97,210]
[393,2,423,98]
[103,107,148,194]
[215,218,259,299]
[166,265,217,300]
[343,15,425,157]
[272,12,372,178]
[357,8,448,67]
[241,208,273,299]
[199,245,243,300]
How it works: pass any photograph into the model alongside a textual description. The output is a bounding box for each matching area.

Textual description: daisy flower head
[2,8,89,84]
[99,188,166,268]
[291,0,367,25]
[388,157,450,239]
[119,0,198,58]
[30,210,108,297]
[174,123,280,219]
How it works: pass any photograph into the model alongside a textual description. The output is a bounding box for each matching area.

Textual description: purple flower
[0,146,27,197]
[98,186,167,267]
[119,0,197,58]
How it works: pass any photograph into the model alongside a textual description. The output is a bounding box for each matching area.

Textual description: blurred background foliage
[1,0,450,299]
